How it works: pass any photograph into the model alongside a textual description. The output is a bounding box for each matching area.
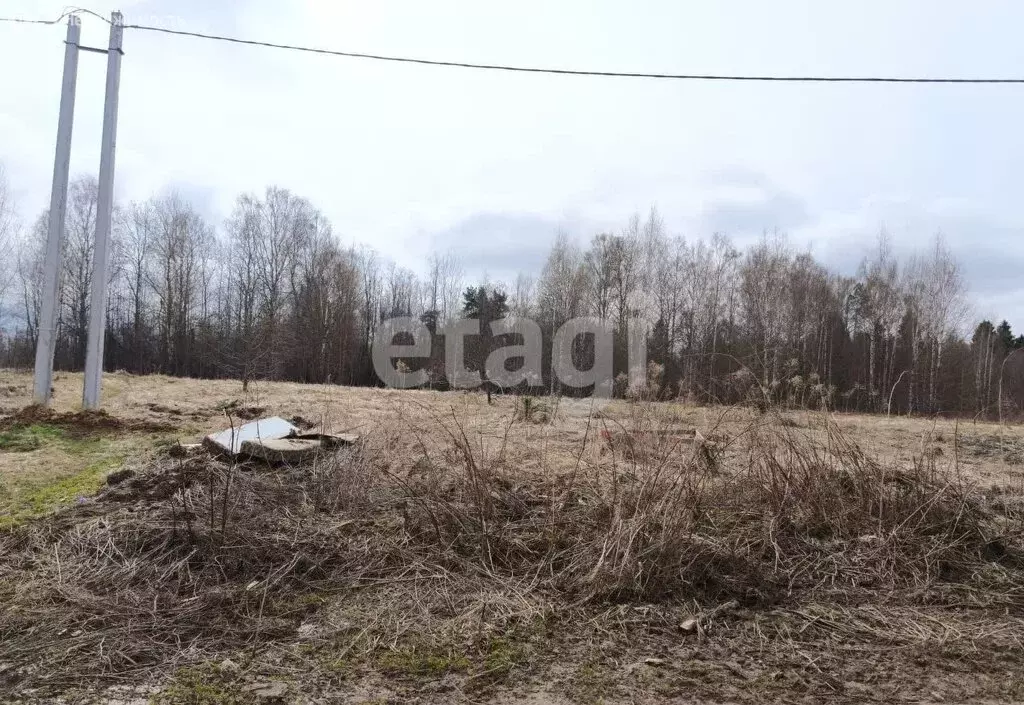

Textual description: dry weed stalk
[0,402,1019,696]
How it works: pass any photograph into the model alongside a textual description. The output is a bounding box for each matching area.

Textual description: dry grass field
[1,369,1024,704]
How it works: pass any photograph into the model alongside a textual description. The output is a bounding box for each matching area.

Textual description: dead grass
[0,369,1023,702]
[0,392,1021,702]
[4,368,1024,485]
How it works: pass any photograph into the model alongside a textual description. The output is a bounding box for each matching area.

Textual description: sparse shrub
[613,371,630,398]
[401,409,1004,604]
[516,396,549,424]
[626,361,666,401]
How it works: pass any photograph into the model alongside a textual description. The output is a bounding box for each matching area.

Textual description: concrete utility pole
[32,16,82,405]
[83,11,124,410]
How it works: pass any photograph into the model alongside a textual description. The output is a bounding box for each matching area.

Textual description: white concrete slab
[203,416,298,455]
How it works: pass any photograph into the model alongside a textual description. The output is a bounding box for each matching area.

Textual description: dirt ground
[1,369,1023,704]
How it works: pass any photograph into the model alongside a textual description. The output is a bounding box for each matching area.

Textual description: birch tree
[0,164,16,314]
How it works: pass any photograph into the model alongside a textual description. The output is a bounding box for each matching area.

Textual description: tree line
[0,167,1022,417]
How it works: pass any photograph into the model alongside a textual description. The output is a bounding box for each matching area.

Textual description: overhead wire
[0,8,81,26]
[63,6,113,24]
[3,10,1024,84]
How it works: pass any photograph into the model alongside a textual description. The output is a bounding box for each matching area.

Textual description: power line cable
[112,24,1024,84]
[64,6,112,24]
[5,11,1024,84]
[0,7,110,26]
[0,9,79,26]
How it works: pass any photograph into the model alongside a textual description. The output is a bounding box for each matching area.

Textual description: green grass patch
[375,645,471,678]
[0,454,124,530]
[571,659,621,704]
[481,635,530,679]
[153,663,244,705]
[0,423,134,529]
[0,424,64,452]
[0,455,124,527]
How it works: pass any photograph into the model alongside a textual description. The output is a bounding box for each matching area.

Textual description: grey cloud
[804,202,1024,326]
[428,212,582,284]
[695,173,809,237]
[158,181,221,223]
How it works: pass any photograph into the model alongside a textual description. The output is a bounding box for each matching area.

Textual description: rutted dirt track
[1,370,1023,704]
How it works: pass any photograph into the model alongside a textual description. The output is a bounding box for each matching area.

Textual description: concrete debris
[241,433,359,464]
[678,617,699,634]
[204,417,299,455]
[240,436,323,464]
[204,417,359,464]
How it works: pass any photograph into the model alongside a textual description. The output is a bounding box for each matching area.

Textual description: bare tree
[740,231,793,390]
[684,234,739,396]
[16,213,47,346]
[425,249,464,323]
[613,214,643,338]
[384,262,419,318]
[288,215,359,383]
[0,166,1009,417]
[61,176,99,367]
[538,231,586,328]
[538,231,588,394]
[920,235,968,411]
[583,233,615,323]
[224,193,266,386]
[148,193,214,376]
[0,164,16,314]
[510,272,535,318]
[116,201,155,370]
[858,231,902,409]
[356,246,383,377]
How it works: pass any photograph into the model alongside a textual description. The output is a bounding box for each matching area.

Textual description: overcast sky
[2,1,1024,327]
